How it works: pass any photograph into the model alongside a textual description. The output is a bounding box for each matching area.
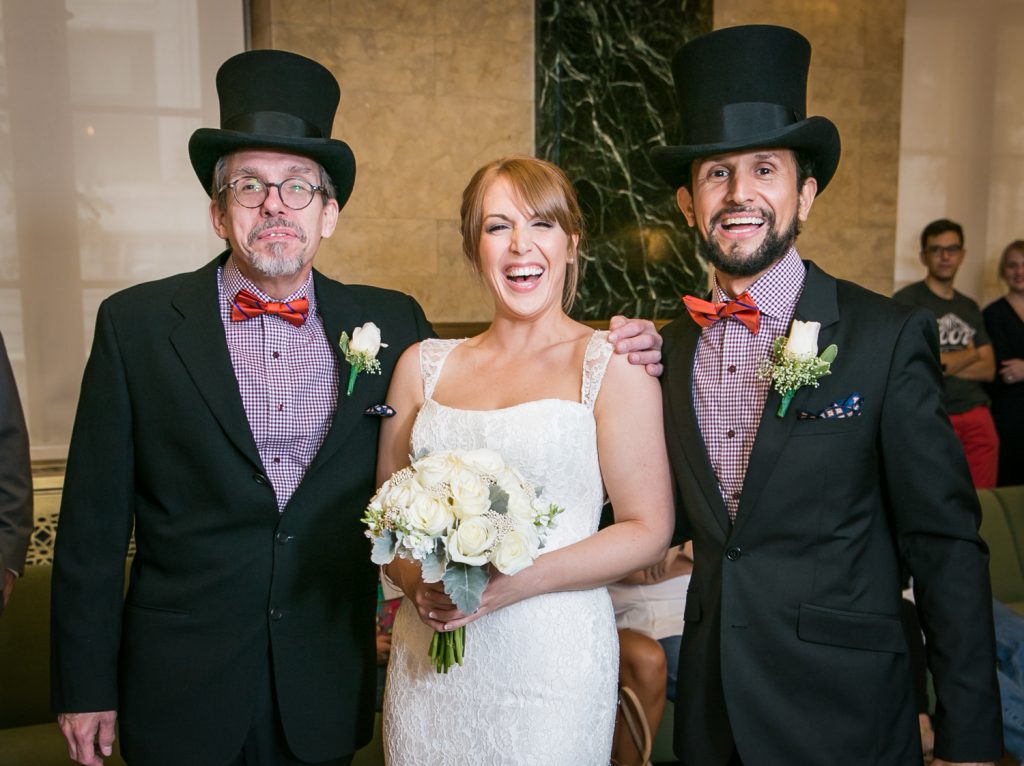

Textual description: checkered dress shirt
[693,248,806,521]
[219,258,339,511]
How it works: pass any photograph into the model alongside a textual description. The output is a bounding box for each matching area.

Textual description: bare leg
[612,628,667,766]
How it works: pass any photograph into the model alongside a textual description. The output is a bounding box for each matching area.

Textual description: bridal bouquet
[363,448,563,673]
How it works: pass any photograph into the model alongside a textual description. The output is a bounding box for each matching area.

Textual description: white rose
[414,451,462,488]
[380,478,422,513]
[405,493,453,537]
[447,516,498,566]
[505,484,536,523]
[349,322,387,356]
[449,472,491,519]
[490,525,540,575]
[460,448,505,475]
[784,320,821,359]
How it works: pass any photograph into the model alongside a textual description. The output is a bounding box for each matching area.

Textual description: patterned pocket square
[364,404,396,417]
[797,392,864,420]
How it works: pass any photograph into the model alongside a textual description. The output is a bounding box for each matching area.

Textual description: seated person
[608,543,692,764]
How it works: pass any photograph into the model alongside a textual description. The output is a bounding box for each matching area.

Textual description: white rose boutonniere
[757,319,838,417]
[339,322,388,396]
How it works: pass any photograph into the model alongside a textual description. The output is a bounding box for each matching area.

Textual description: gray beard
[243,218,308,278]
[697,208,800,278]
[243,243,307,278]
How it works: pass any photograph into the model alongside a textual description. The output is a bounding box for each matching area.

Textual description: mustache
[247,218,307,247]
[710,206,774,228]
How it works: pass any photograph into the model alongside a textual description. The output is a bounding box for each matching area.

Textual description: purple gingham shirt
[693,248,806,521]
[219,258,338,511]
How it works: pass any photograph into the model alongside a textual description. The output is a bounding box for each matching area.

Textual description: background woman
[376,156,673,765]
[983,240,1024,486]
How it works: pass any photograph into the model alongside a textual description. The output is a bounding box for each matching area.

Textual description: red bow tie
[231,289,309,327]
[683,291,760,334]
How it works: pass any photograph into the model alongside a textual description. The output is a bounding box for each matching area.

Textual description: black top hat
[188,49,357,209]
[649,25,840,193]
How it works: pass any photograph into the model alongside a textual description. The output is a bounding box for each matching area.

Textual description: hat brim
[188,129,357,210]
[649,116,840,194]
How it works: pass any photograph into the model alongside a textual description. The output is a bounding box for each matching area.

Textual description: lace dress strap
[581,330,614,410]
[419,338,463,400]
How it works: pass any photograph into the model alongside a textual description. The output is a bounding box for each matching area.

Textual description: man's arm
[940,342,979,377]
[0,331,32,612]
[947,343,996,382]
[881,309,1002,762]
[51,301,133,743]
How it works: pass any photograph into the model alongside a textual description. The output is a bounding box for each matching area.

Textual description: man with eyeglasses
[894,218,998,487]
[49,49,663,766]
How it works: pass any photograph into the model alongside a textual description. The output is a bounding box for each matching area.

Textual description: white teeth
[506,266,543,278]
[722,216,763,226]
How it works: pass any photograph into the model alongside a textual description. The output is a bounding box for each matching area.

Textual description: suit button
[254,473,270,486]
[726,547,742,561]
[269,607,284,621]
[276,531,294,545]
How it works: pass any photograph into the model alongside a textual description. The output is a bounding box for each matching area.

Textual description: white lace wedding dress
[382,331,619,766]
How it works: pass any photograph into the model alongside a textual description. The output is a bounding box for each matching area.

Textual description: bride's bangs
[503,160,578,238]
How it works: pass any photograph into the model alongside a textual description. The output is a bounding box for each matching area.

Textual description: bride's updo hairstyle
[460,155,585,312]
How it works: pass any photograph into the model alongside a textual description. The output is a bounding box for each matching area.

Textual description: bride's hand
[410,580,465,632]
[440,568,537,631]
[385,560,465,631]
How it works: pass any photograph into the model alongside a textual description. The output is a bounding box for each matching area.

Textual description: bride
[377,156,674,765]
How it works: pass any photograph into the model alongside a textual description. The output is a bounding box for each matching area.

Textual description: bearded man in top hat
[652,25,1002,766]
[49,49,661,766]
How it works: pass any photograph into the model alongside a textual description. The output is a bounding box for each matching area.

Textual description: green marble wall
[537,0,713,320]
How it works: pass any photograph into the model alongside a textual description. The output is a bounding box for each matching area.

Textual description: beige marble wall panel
[435,0,533,43]
[325,217,438,277]
[249,0,533,323]
[328,0,441,34]
[714,0,905,295]
[273,24,436,94]
[435,35,533,100]
[340,93,532,222]
[266,0,332,24]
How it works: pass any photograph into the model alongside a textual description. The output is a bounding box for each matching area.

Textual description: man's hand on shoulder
[607,315,663,377]
[57,711,117,765]
[931,761,995,766]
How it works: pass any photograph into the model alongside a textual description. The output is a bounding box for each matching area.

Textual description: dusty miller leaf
[420,550,446,583]
[488,484,509,514]
[442,562,490,614]
[370,532,396,565]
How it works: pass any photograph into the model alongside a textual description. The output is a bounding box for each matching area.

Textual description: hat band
[686,102,803,145]
[222,110,324,139]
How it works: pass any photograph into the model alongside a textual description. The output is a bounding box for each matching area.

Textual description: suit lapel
[733,262,839,533]
[169,255,263,469]
[667,321,731,536]
[303,271,377,477]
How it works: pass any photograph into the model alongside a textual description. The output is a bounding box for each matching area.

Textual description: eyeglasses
[924,244,964,256]
[219,176,326,210]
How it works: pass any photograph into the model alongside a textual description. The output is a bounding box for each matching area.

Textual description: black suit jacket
[0,331,32,602]
[662,262,1002,765]
[51,255,432,765]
